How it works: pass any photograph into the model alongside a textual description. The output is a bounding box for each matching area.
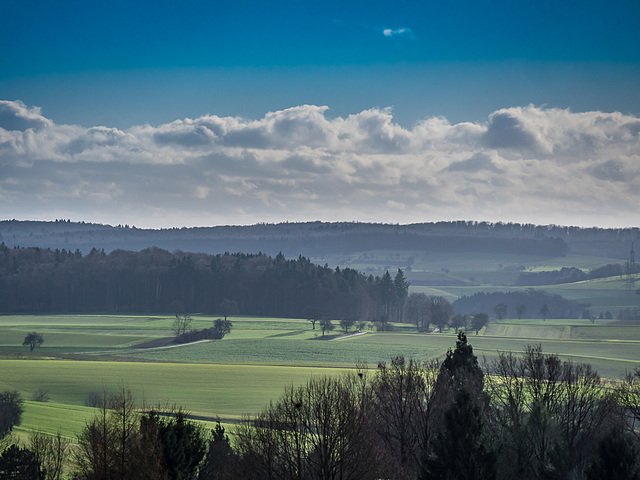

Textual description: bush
[173,321,232,344]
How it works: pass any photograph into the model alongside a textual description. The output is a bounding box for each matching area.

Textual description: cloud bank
[1,100,639,228]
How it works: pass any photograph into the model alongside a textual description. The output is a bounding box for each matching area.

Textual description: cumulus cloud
[0,100,52,131]
[1,100,639,228]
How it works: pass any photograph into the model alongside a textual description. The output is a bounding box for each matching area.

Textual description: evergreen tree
[156,411,207,480]
[438,331,484,392]
[421,332,494,479]
[393,269,409,321]
[586,427,640,480]
[420,387,496,480]
[0,444,44,480]
[198,421,235,480]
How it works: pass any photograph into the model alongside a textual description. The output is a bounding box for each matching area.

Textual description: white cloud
[0,100,52,131]
[1,100,639,228]
[382,27,414,38]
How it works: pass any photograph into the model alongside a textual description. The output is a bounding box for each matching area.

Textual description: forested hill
[1,220,639,258]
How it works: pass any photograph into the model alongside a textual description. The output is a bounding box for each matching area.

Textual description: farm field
[315,251,620,286]
[316,250,640,315]
[1,312,640,442]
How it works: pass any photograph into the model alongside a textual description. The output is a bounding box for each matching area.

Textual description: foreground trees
[73,389,214,480]
[371,356,439,478]
[235,374,380,480]
[73,389,167,480]
[4,336,640,479]
[235,335,640,480]
[485,345,620,479]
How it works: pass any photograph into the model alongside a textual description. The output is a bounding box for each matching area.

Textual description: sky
[1,0,640,229]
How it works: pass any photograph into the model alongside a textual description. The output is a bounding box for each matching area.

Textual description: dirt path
[132,339,212,351]
[329,331,368,341]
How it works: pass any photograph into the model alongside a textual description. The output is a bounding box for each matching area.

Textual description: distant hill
[1,220,638,259]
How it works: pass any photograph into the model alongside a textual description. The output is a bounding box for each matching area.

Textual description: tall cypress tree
[420,387,496,480]
[420,332,496,480]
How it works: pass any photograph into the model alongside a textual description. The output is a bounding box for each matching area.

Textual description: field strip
[329,332,368,341]
[472,347,640,365]
[72,339,212,355]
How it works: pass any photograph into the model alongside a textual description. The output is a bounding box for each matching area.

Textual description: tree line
[516,262,640,287]
[452,289,588,320]
[0,245,408,322]
[2,334,640,479]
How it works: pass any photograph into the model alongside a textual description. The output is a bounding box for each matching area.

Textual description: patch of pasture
[0,359,347,421]
[571,325,640,341]
[15,402,97,440]
[0,329,153,350]
[343,329,640,379]
[121,335,440,366]
[484,324,568,339]
[15,402,239,444]
[471,336,640,379]
[2,312,640,442]
[315,251,618,292]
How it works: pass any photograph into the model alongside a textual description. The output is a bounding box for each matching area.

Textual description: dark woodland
[0,244,409,320]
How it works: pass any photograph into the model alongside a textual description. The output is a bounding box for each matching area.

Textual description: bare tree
[73,388,167,480]
[340,318,355,333]
[219,299,239,321]
[371,356,439,478]
[305,306,321,330]
[429,296,454,331]
[539,304,549,321]
[404,293,431,330]
[319,318,334,337]
[29,431,70,480]
[235,374,381,480]
[471,313,489,335]
[172,314,192,337]
[618,367,640,442]
[485,345,615,479]
[494,303,508,320]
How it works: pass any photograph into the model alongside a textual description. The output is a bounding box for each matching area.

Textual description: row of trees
[0,245,409,323]
[453,289,587,320]
[516,262,640,286]
[402,293,489,334]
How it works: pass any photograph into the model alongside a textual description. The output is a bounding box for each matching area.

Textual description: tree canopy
[22,332,44,352]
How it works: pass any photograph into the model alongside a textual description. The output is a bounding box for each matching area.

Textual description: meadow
[2,310,640,443]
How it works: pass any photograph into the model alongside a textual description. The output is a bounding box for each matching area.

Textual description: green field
[1,311,640,443]
[315,250,640,316]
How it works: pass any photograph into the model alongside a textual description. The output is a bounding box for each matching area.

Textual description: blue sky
[1,0,640,228]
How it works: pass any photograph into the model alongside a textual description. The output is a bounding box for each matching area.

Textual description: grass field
[1,311,640,443]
